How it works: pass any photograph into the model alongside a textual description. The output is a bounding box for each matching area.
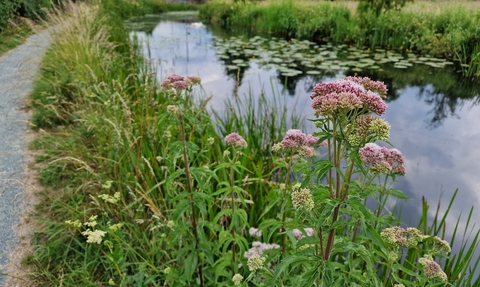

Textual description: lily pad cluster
[212,35,455,77]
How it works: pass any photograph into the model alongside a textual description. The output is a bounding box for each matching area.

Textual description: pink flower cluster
[419,257,448,281]
[244,241,280,259]
[292,228,315,240]
[161,74,201,91]
[310,77,387,117]
[225,132,248,149]
[272,129,326,157]
[344,76,388,97]
[359,143,406,175]
[381,226,425,248]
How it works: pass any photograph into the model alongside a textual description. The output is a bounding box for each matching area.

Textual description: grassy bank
[25,1,296,286]
[198,0,480,78]
[21,1,480,287]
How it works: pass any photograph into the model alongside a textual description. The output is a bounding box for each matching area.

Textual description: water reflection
[128,12,480,265]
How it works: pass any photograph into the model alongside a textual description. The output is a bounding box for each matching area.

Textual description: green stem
[180,117,204,287]
[383,263,392,286]
[230,153,237,263]
[280,155,294,253]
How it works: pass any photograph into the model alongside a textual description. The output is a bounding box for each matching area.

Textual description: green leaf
[181,252,198,279]
[388,188,410,200]
[273,255,311,280]
[302,160,333,187]
[213,209,233,223]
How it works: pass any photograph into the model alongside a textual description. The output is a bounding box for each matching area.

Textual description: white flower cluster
[291,187,314,211]
[244,241,280,259]
[232,273,243,286]
[247,254,266,272]
[82,229,107,244]
[99,192,121,204]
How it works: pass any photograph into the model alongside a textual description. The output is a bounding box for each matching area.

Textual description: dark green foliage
[0,0,22,30]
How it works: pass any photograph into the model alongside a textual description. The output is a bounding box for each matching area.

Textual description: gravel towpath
[0,29,51,285]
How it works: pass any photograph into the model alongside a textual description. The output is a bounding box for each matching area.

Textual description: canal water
[127,11,480,264]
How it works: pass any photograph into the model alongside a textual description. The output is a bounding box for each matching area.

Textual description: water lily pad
[306,70,321,75]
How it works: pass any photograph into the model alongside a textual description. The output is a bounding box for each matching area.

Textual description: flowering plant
[245,77,451,286]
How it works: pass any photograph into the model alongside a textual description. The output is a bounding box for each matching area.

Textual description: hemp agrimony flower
[311,77,388,118]
[160,74,201,92]
[167,105,178,114]
[249,227,262,238]
[247,253,266,272]
[419,257,448,281]
[292,228,315,240]
[232,273,243,286]
[244,241,280,259]
[291,187,314,211]
[359,143,406,175]
[380,226,408,247]
[225,132,248,149]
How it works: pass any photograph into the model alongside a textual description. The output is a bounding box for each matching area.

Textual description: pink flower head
[172,81,188,91]
[358,90,387,115]
[161,79,172,89]
[360,144,406,175]
[381,226,408,247]
[359,143,384,165]
[306,134,319,146]
[424,260,443,279]
[311,92,363,117]
[344,76,388,97]
[185,76,201,85]
[292,228,315,240]
[311,77,388,117]
[311,79,366,100]
[304,228,315,237]
[292,229,303,240]
[249,227,262,238]
[299,145,315,157]
[167,74,184,82]
[282,129,307,146]
[225,132,247,149]
[382,148,406,175]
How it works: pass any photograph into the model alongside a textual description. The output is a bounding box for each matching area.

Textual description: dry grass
[403,0,480,14]
[328,0,480,15]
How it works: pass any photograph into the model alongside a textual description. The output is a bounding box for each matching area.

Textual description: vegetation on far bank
[199,0,480,78]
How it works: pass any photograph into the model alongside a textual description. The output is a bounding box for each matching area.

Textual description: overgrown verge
[26,1,292,286]
[198,0,480,78]
[23,1,480,287]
